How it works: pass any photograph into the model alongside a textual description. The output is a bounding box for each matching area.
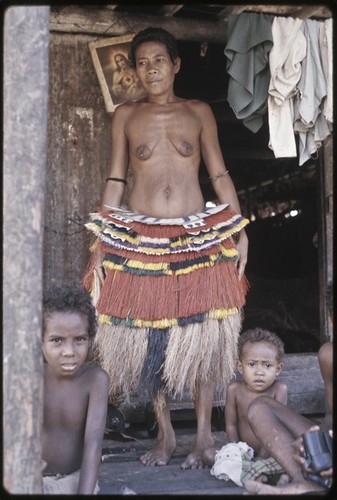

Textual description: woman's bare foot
[181,450,207,470]
[244,478,327,495]
[141,394,176,466]
[181,435,214,470]
[140,435,176,466]
[201,446,216,468]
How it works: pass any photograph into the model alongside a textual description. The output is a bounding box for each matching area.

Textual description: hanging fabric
[224,13,273,133]
[267,17,306,158]
[293,19,331,165]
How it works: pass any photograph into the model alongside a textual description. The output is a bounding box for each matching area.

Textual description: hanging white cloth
[293,19,330,165]
[267,17,306,158]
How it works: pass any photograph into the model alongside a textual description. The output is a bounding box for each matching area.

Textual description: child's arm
[77,368,110,494]
[274,380,288,405]
[224,382,240,443]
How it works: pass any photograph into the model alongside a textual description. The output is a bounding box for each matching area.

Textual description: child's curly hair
[43,282,97,338]
[238,328,285,362]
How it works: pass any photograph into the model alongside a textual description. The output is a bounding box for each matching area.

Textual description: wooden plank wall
[125,353,326,424]
[276,353,325,415]
[44,33,113,287]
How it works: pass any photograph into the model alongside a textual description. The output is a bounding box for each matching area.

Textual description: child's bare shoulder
[81,364,110,386]
[266,378,288,403]
[274,378,288,394]
[227,379,244,394]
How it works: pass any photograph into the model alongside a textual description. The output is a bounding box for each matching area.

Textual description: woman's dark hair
[129,27,179,67]
[43,282,97,338]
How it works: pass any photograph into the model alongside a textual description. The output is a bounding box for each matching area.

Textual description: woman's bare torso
[125,99,205,218]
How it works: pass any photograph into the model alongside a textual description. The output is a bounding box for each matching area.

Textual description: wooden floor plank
[101,430,228,463]
[98,460,244,495]
[99,428,245,495]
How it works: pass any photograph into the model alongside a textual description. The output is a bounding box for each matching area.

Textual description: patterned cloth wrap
[211,441,284,487]
[83,204,249,405]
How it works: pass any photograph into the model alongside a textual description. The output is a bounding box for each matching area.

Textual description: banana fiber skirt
[83,204,249,405]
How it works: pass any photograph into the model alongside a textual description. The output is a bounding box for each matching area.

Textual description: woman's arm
[199,102,248,279]
[224,383,240,443]
[95,104,131,282]
[101,104,130,210]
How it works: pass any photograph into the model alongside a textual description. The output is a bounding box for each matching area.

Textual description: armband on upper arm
[105,177,127,185]
[209,170,229,181]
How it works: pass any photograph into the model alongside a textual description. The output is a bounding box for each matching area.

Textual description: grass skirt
[83,205,249,405]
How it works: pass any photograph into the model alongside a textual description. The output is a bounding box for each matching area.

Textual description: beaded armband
[209,170,229,182]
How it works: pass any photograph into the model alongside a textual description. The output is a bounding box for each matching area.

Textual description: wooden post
[3,6,49,493]
[317,136,333,342]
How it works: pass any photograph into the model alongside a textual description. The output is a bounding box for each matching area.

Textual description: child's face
[237,341,283,393]
[43,311,90,377]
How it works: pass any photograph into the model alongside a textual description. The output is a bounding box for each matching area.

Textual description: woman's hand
[94,247,106,288]
[236,229,248,280]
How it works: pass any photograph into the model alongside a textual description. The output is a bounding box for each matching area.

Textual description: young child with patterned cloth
[203,328,289,486]
[42,283,109,494]
[244,340,333,495]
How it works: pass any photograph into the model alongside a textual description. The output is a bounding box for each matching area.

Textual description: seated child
[244,340,333,495]
[42,283,110,494]
[203,328,288,485]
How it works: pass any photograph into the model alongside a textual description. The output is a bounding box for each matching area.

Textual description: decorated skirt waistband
[102,203,230,226]
[85,205,249,255]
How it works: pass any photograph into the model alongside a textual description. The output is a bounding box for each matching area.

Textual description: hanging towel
[268,17,306,158]
[224,13,273,133]
[293,20,330,165]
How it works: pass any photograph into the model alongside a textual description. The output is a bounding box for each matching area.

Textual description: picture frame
[89,34,147,113]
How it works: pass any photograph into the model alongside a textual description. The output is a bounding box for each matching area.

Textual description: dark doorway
[175,40,320,353]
